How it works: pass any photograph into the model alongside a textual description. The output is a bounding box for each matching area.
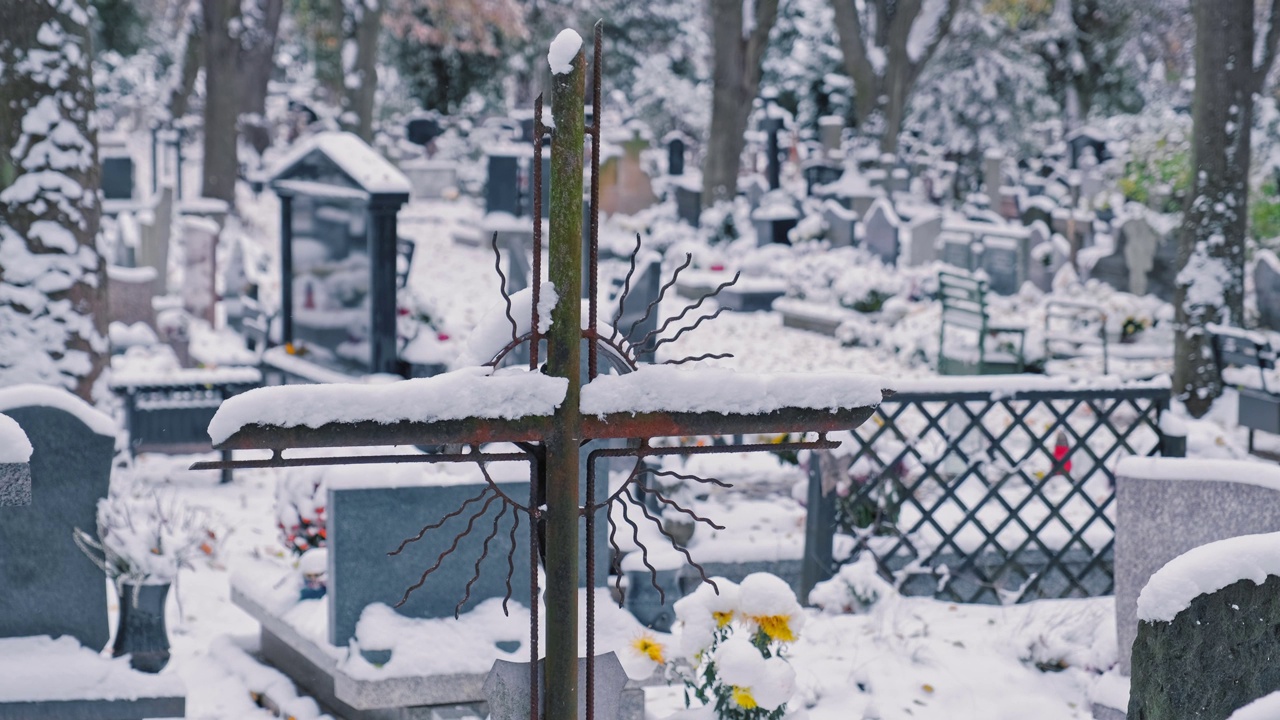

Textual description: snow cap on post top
[548,28,583,75]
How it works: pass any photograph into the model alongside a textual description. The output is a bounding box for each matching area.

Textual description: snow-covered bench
[1208,324,1280,455]
[937,270,1026,375]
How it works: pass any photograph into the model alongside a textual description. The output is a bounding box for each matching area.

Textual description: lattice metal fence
[805,381,1173,604]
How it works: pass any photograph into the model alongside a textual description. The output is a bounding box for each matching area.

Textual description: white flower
[674,578,740,658]
[713,635,795,711]
[738,572,805,643]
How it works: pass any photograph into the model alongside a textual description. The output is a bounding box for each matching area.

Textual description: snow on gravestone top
[1137,531,1280,623]
[580,365,885,417]
[1116,456,1280,494]
[265,131,411,195]
[0,413,32,464]
[0,635,184,703]
[208,366,569,445]
[0,384,116,437]
[547,28,583,75]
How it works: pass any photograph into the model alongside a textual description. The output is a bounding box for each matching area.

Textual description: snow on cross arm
[579,365,886,417]
[547,28,583,75]
[207,366,567,445]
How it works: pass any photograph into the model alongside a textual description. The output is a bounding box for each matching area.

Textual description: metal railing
[802,377,1174,604]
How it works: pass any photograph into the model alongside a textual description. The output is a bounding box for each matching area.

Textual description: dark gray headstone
[101,156,134,201]
[674,184,701,228]
[667,137,685,177]
[863,200,900,265]
[0,464,32,507]
[328,481,531,646]
[1255,251,1280,332]
[407,117,442,146]
[484,652,630,720]
[940,231,975,272]
[979,235,1028,296]
[0,400,115,650]
[486,154,521,216]
[1130,574,1280,720]
[617,258,661,362]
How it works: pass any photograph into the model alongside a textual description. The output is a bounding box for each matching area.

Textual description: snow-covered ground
[94,184,1276,719]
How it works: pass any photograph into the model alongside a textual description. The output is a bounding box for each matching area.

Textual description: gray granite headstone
[180,216,219,326]
[0,463,32,507]
[106,264,158,329]
[902,212,942,266]
[616,257,661,362]
[1255,251,1280,332]
[484,652,630,720]
[0,395,116,650]
[1115,460,1280,675]
[862,199,900,265]
[674,183,701,228]
[823,201,858,248]
[1091,214,1176,301]
[137,187,173,292]
[102,155,135,201]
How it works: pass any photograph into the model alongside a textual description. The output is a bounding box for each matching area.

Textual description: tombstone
[978,232,1029,296]
[599,127,656,216]
[751,194,800,246]
[615,256,661,362]
[1129,538,1280,720]
[1255,250,1280,331]
[997,186,1022,221]
[102,154,135,202]
[818,115,843,153]
[901,211,943,267]
[1025,223,1066,293]
[487,152,523,217]
[485,653,631,720]
[1021,195,1055,229]
[136,187,173,292]
[1091,213,1176,301]
[741,175,769,209]
[983,149,1005,209]
[106,264,158,328]
[889,167,910,194]
[673,177,702,228]
[803,161,843,196]
[823,200,858,248]
[758,114,785,190]
[664,132,688,176]
[1067,127,1111,169]
[939,231,976,272]
[0,385,117,651]
[403,159,459,200]
[1114,458,1280,676]
[862,198,901,265]
[180,216,219,326]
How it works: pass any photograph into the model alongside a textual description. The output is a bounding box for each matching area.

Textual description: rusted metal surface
[212,415,556,452]
[579,401,883,440]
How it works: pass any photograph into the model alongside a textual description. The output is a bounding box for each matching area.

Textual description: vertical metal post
[279,192,294,350]
[766,124,781,190]
[800,451,835,605]
[150,126,159,195]
[367,196,406,375]
[174,128,185,200]
[544,32,586,720]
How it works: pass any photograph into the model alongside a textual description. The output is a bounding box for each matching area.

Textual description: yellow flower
[731,686,759,709]
[632,633,665,665]
[712,610,734,628]
[750,614,798,643]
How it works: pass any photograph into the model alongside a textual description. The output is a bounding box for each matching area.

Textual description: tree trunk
[1172,0,1254,416]
[201,0,240,204]
[702,0,781,207]
[238,0,283,119]
[168,15,202,120]
[0,0,108,401]
[343,0,383,142]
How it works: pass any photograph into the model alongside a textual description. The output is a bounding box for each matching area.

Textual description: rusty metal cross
[197,22,882,720]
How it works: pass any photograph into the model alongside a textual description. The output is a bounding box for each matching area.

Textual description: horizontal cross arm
[580,402,881,440]
[213,415,555,452]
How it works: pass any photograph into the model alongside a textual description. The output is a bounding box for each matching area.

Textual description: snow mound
[0,635,184,702]
[0,384,116,437]
[1137,531,1280,623]
[207,366,566,444]
[0,413,32,463]
[1116,457,1280,493]
[548,29,583,75]
[580,365,884,417]
[1229,691,1280,720]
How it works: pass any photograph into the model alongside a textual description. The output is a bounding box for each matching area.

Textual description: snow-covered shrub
[808,554,895,614]
[664,574,801,718]
[74,484,217,586]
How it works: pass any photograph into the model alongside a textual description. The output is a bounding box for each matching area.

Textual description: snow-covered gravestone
[751,194,800,246]
[1128,532,1280,720]
[1026,223,1068,293]
[823,200,858,248]
[1114,458,1280,676]
[900,211,942,267]
[106,264,159,329]
[939,230,976,272]
[0,386,117,650]
[979,231,1030,296]
[180,216,219,326]
[0,413,32,507]
[487,150,523,217]
[862,198,901,266]
[1254,250,1280,332]
[1092,213,1178,302]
